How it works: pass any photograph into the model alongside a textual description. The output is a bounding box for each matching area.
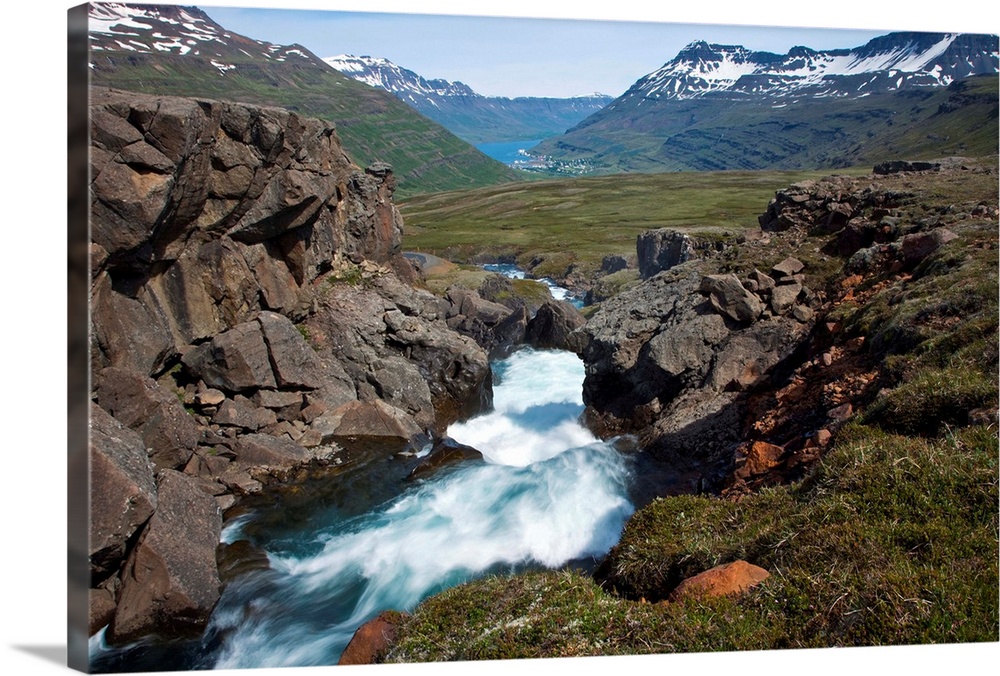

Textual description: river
[89,343,642,671]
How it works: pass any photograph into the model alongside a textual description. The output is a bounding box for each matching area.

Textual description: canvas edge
[68,2,92,673]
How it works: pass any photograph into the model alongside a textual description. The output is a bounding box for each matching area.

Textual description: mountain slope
[87,3,522,196]
[535,31,999,173]
[325,54,612,144]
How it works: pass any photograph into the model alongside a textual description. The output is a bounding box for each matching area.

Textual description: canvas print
[69,1,1000,673]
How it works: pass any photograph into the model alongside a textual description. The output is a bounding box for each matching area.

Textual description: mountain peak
[629,31,998,102]
[88,2,318,67]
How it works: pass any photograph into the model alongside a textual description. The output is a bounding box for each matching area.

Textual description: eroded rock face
[526,300,587,352]
[90,88,406,374]
[306,273,492,431]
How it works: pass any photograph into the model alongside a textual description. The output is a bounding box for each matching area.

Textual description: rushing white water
[483,262,584,308]
[206,347,633,669]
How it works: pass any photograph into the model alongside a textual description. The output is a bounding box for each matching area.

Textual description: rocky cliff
[87,89,493,643]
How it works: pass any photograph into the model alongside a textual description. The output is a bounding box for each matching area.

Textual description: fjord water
[474,139,541,165]
[92,346,637,670]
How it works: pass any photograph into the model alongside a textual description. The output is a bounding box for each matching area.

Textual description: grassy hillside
[90,52,523,197]
[533,75,999,175]
[399,167,871,276]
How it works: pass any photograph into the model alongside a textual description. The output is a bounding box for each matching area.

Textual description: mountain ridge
[324,54,613,145]
[535,30,999,174]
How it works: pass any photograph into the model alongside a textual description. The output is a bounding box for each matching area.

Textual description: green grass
[387,422,998,661]
[399,168,871,275]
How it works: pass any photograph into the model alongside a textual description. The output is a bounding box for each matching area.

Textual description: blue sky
[195,1,934,98]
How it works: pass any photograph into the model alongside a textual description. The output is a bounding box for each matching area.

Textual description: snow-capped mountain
[324,55,478,104]
[622,32,998,103]
[88,3,320,71]
[324,54,612,144]
[535,30,998,175]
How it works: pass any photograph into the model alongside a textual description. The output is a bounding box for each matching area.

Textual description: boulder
[733,441,786,480]
[338,612,404,665]
[699,274,763,323]
[407,437,484,480]
[600,253,630,274]
[771,257,805,279]
[212,396,278,431]
[88,405,157,579]
[182,321,276,393]
[328,399,423,442]
[256,312,323,389]
[107,470,222,644]
[525,300,587,352]
[769,281,802,316]
[668,560,770,602]
[900,229,958,268]
[95,367,201,470]
[230,433,317,473]
[637,228,698,279]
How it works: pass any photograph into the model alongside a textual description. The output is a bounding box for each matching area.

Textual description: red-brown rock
[338,612,404,665]
[734,440,786,480]
[668,560,771,602]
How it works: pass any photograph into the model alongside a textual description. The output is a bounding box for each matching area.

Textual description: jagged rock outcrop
[757,174,913,234]
[580,259,815,480]
[87,90,494,644]
[444,286,526,359]
[90,87,407,375]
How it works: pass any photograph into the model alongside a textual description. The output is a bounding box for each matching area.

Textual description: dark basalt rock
[873,160,941,175]
[526,300,587,352]
[407,437,485,481]
[636,228,698,279]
